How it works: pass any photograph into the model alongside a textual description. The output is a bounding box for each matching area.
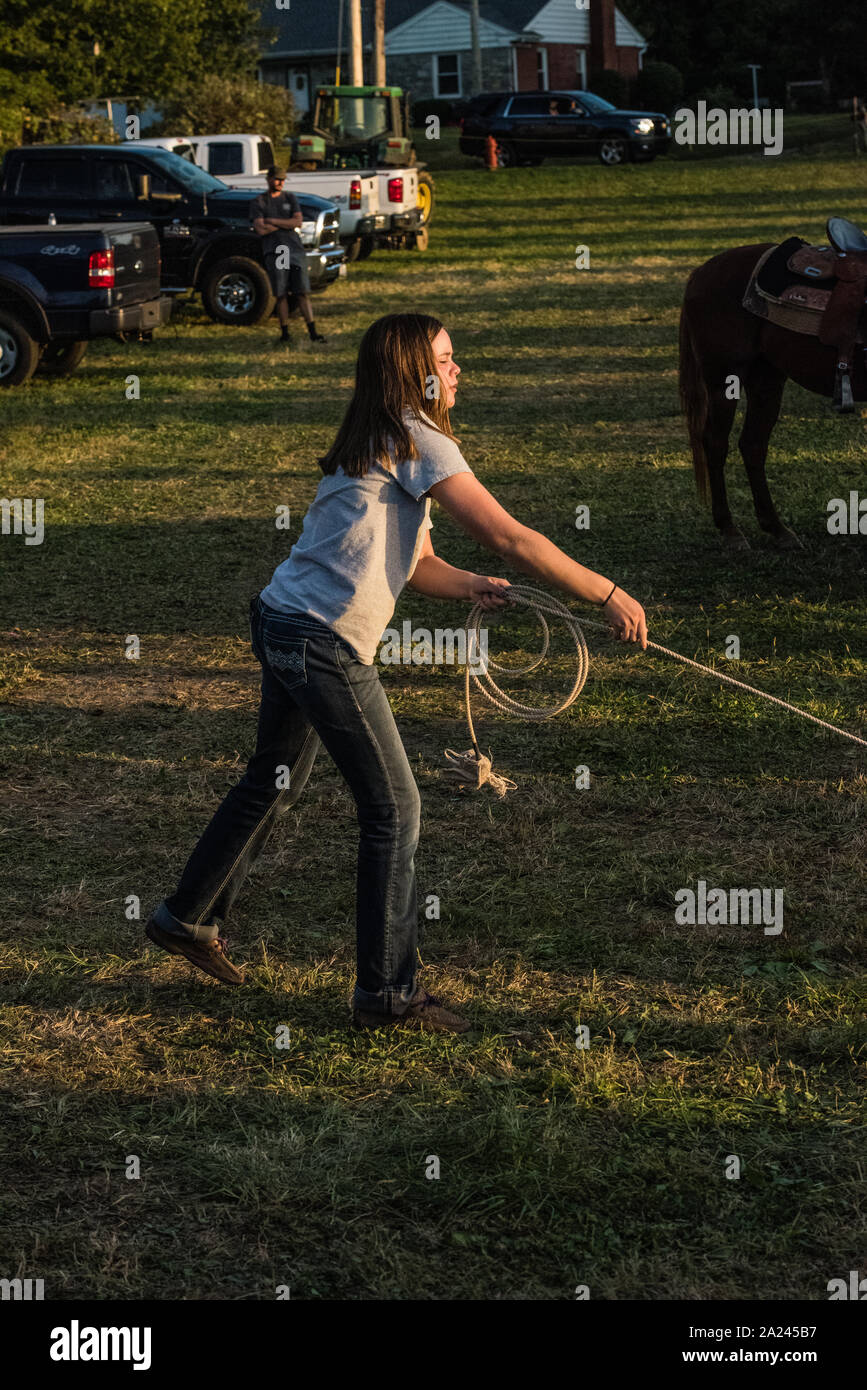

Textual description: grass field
[1,148,866,1301]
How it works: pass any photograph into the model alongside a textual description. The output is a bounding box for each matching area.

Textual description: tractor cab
[293,86,414,170]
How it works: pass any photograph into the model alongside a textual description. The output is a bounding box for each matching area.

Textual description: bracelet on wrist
[598,582,617,608]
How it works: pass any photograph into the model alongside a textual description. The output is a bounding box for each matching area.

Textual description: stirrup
[833,361,855,413]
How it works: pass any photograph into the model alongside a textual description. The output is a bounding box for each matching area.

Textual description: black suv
[459,90,670,167]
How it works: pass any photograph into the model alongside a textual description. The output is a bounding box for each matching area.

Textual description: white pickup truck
[129,134,388,263]
[175,133,424,259]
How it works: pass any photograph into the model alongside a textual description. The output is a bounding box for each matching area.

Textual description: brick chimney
[589,0,618,73]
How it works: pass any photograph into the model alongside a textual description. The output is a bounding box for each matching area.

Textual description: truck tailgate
[0,221,161,307]
[108,224,161,304]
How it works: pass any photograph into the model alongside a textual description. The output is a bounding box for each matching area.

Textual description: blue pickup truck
[0,220,171,385]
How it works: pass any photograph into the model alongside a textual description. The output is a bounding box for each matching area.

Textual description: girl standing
[145,313,647,1033]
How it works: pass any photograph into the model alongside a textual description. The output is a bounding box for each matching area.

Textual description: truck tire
[416,172,435,225]
[494,139,517,168]
[598,134,629,166]
[356,236,375,261]
[200,256,275,326]
[0,310,40,387]
[38,339,88,377]
[343,239,362,263]
[410,225,430,252]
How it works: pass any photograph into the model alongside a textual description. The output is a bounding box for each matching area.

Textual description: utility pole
[747,63,761,109]
[335,0,344,84]
[350,0,364,85]
[469,0,482,96]
[373,0,386,85]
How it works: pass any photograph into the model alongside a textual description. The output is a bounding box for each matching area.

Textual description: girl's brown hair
[318,313,458,477]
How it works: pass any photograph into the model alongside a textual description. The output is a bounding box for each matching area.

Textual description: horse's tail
[678,296,710,504]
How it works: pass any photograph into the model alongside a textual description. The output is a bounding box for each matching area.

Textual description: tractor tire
[200,256,275,326]
[38,339,88,377]
[416,171,435,225]
[0,309,40,386]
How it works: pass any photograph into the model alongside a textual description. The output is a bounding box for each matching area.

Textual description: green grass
[1,150,865,1301]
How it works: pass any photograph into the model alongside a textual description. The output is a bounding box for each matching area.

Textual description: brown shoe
[145,916,245,986]
[352,988,471,1034]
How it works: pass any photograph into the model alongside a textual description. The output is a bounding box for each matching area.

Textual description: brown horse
[679,243,867,548]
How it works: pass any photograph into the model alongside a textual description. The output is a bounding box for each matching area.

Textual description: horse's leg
[738,361,802,548]
[702,384,748,549]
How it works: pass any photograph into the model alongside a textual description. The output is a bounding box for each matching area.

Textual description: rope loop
[441,584,866,798]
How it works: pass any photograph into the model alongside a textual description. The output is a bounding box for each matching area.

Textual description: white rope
[441,583,867,797]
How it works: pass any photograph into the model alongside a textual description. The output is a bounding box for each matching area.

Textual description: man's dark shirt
[249,190,304,259]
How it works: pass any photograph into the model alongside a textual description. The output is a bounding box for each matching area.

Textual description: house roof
[257,0,642,57]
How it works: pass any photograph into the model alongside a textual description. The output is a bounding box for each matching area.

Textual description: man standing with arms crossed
[250,165,326,347]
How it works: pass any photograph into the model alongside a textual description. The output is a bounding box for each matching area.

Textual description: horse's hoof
[771,527,804,551]
[721,527,751,551]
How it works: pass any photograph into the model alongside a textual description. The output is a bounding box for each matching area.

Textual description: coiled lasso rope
[441,583,867,797]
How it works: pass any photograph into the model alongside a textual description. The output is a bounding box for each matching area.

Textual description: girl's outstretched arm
[428,473,647,647]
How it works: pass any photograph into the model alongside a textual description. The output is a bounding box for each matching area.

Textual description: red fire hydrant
[485,134,499,170]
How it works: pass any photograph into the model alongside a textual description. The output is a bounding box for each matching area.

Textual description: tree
[624,0,864,104]
[153,74,296,139]
[0,0,267,108]
[633,61,684,114]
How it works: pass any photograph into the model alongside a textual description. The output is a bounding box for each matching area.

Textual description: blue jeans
[157,594,422,1015]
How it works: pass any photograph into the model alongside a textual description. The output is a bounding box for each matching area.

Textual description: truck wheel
[494,140,517,168]
[598,135,628,166]
[0,310,40,387]
[410,225,430,251]
[200,257,275,326]
[356,237,375,261]
[343,239,362,263]
[38,340,89,377]
[416,172,435,225]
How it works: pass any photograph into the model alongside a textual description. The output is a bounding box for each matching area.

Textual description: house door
[288,68,310,116]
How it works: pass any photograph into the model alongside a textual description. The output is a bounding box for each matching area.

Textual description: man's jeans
[157,594,422,1015]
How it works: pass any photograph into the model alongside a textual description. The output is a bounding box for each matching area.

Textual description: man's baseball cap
[266,164,287,179]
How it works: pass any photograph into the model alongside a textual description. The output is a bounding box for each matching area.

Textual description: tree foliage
[624,0,865,103]
[0,0,270,109]
[152,74,296,139]
[633,61,684,114]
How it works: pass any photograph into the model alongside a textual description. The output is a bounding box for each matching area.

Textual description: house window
[536,48,548,90]
[434,53,461,98]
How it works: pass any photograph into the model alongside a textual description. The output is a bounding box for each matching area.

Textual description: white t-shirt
[260,409,473,663]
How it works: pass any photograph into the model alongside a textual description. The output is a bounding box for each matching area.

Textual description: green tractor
[290,86,435,249]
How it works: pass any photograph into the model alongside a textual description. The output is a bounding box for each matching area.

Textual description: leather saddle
[743,217,867,411]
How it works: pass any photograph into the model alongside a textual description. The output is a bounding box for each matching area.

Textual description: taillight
[387,177,403,203]
[88,248,115,288]
[350,178,361,210]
